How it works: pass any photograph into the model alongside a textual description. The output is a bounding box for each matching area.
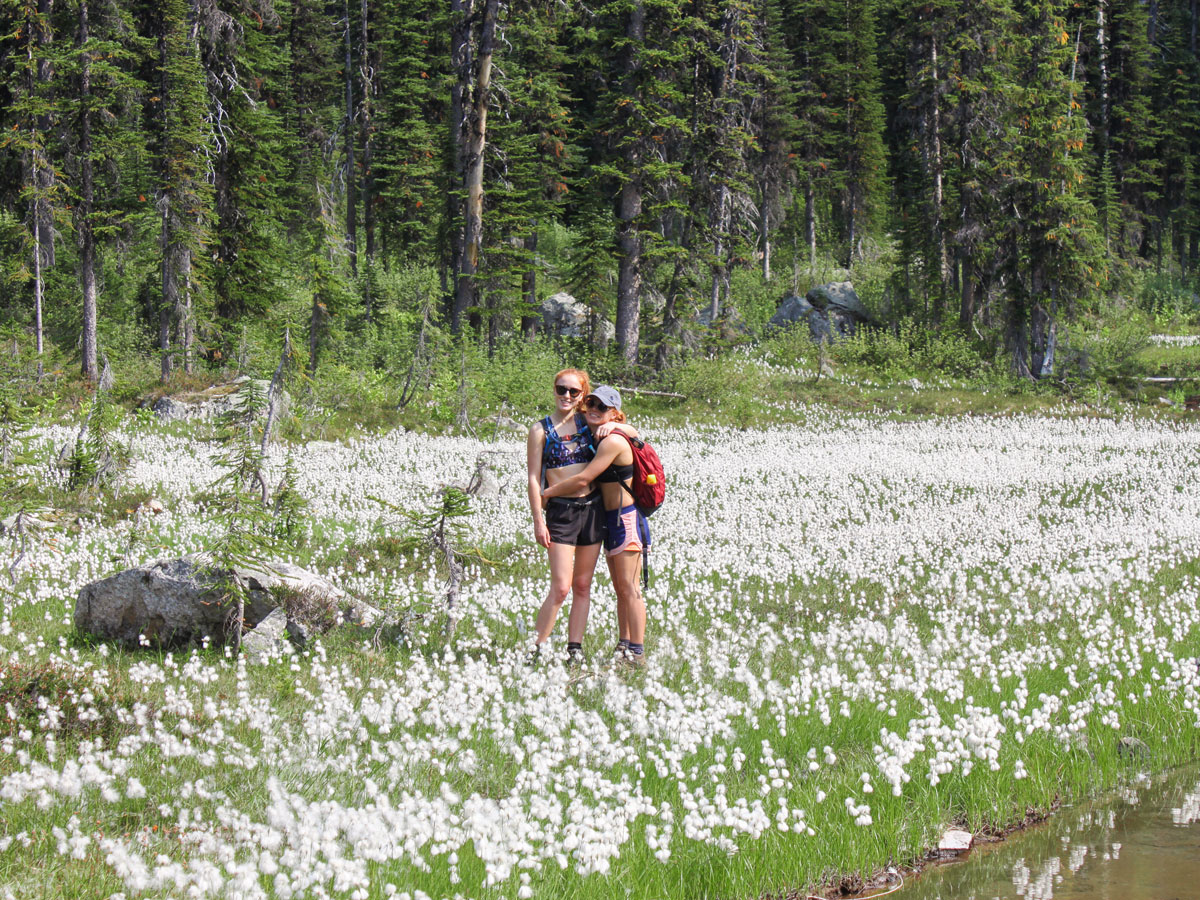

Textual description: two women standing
[526,370,649,665]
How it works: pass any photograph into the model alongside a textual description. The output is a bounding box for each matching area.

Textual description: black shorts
[545,493,605,546]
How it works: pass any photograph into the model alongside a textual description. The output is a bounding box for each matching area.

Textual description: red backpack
[627,437,666,516]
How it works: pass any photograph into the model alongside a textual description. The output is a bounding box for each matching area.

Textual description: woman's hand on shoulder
[595,421,635,440]
[597,421,638,441]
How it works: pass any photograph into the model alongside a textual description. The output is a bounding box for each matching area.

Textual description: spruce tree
[374,0,447,265]
[150,0,214,380]
[589,0,691,364]
[59,0,145,382]
[196,0,291,325]
[1,0,66,379]
[479,0,576,346]
[1097,0,1159,259]
[751,0,800,283]
[1005,0,1103,376]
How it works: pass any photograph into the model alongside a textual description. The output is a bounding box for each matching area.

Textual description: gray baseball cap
[586,385,622,410]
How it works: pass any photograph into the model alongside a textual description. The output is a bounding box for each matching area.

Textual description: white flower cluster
[0,408,1197,898]
[1149,334,1200,347]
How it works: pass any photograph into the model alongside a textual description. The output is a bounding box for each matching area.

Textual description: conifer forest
[1,0,1198,382]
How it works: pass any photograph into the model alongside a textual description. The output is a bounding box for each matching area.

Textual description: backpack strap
[539,415,554,491]
[600,431,638,505]
[638,512,652,590]
[574,412,593,453]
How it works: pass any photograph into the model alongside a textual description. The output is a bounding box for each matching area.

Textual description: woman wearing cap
[526,370,636,664]
[540,385,648,665]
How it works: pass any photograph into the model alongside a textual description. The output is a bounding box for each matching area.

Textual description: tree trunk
[360,0,376,319]
[447,0,473,331]
[760,180,771,281]
[522,228,538,338]
[35,0,55,271]
[1097,0,1110,156]
[655,249,688,372]
[959,257,976,332]
[929,31,949,316]
[182,259,193,374]
[79,0,98,384]
[614,1,645,366]
[342,0,357,276]
[805,178,816,272]
[160,216,174,382]
[1006,299,1031,379]
[455,0,499,333]
[710,185,729,321]
[33,207,44,381]
[1030,303,1056,378]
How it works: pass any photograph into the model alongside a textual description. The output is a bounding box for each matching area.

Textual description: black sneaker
[524,644,543,667]
[566,646,586,668]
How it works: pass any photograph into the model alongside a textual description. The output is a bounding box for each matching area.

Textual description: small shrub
[1070,311,1153,382]
[272,585,341,634]
[0,661,135,742]
[1135,272,1200,328]
[672,353,767,418]
[759,323,818,371]
[829,320,988,379]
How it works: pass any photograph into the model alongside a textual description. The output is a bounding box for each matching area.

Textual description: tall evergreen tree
[1005,0,1102,376]
[150,0,214,380]
[478,0,575,345]
[374,0,446,265]
[1,0,66,378]
[195,0,290,325]
[589,0,690,364]
[750,0,800,283]
[1090,0,1158,259]
[1153,0,1200,272]
[60,0,144,381]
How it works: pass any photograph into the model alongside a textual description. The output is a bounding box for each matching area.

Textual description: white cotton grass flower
[1,407,1199,898]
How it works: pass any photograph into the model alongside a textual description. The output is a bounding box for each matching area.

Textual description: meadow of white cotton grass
[0,408,1197,899]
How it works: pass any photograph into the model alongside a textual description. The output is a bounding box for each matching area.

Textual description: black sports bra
[597,462,634,484]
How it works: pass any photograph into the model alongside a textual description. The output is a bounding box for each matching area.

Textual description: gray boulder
[539,292,615,342]
[768,282,873,342]
[768,293,817,328]
[151,379,290,423]
[806,281,873,321]
[241,607,292,662]
[74,556,381,650]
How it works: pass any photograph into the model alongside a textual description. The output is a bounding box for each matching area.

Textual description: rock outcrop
[150,378,290,423]
[538,292,615,343]
[74,556,381,650]
[768,282,874,342]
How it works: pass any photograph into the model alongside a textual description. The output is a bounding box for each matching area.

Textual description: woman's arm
[594,421,638,441]
[542,436,625,500]
[526,423,551,548]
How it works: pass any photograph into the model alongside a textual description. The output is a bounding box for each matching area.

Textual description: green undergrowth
[8,317,1200,449]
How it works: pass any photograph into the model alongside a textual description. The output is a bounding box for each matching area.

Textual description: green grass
[1,338,1199,898]
[0,550,1192,899]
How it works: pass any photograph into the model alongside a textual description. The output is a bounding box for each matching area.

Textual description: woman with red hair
[525,369,635,664]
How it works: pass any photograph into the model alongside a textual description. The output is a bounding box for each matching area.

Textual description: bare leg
[607,550,645,645]
[534,542,576,643]
[566,542,602,644]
